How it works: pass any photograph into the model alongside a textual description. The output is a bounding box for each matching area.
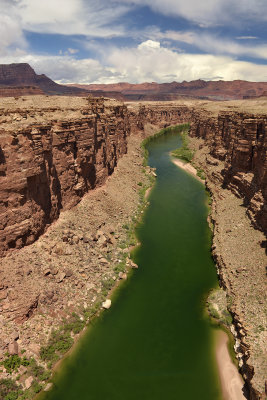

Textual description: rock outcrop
[0,97,129,256]
[190,111,267,234]
[127,102,193,134]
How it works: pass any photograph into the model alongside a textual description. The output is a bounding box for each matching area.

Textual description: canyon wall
[129,103,266,235]
[127,103,192,133]
[0,97,129,256]
[1,99,266,256]
[190,111,267,234]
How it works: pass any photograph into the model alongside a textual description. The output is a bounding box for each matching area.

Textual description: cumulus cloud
[2,40,267,84]
[106,41,267,82]
[138,40,161,50]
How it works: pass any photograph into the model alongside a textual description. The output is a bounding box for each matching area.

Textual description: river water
[40,129,222,400]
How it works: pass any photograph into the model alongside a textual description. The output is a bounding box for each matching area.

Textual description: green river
[40,129,222,400]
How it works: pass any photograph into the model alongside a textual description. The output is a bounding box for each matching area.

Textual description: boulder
[102,299,111,309]
[8,340,19,355]
[25,376,34,389]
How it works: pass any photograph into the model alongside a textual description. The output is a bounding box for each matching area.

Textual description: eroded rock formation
[0,97,129,256]
[190,111,267,234]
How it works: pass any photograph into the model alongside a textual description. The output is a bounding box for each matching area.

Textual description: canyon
[0,95,266,399]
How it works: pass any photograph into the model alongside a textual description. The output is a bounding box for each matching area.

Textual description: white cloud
[17,0,131,37]
[106,41,267,83]
[149,29,267,60]
[138,40,161,50]
[68,48,79,55]
[0,53,117,84]
[190,34,267,60]
[0,0,27,55]
[121,0,267,26]
[236,36,258,40]
[3,40,267,84]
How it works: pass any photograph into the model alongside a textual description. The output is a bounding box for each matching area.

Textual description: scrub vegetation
[171,125,193,162]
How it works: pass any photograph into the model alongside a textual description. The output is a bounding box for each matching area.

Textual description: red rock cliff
[0,97,129,256]
[190,111,267,234]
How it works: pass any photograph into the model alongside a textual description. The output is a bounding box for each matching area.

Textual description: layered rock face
[0,97,129,256]
[190,111,267,234]
[127,102,193,133]
[0,86,44,97]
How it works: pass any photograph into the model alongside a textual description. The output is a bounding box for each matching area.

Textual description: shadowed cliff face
[0,98,129,256]
[190,111,267,233]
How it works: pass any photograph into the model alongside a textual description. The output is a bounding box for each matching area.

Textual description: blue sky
[1,0,267,83]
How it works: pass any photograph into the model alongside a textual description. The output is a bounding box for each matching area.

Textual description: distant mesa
[0,63,87,97]
[1,63,267,100]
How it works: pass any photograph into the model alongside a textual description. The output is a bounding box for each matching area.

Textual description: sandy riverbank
[216,331,246,400]
[171,157,204,183]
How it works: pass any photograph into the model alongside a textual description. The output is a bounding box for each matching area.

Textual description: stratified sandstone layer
[0,96,129,256]
[190,110,267,234]
[0,86,44,97]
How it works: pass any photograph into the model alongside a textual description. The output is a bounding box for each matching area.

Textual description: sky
[1,0,267,84]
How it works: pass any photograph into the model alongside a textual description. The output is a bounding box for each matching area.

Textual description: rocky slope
[0,96,129,256]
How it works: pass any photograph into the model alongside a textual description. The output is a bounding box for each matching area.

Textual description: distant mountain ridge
[68,79,267,100]
[1,63,267,100]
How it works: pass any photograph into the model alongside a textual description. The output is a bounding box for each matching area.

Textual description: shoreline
[171,156,204,183]
[215,330,246,400]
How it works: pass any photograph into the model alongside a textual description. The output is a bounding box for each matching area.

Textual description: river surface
[40,130,222,400]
